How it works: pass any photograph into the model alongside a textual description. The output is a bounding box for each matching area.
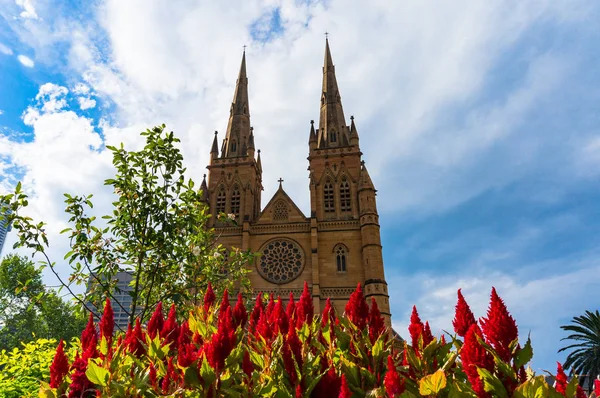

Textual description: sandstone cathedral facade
[200,40,391,325]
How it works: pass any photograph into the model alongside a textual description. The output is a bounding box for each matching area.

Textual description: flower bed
[40,284,594,397]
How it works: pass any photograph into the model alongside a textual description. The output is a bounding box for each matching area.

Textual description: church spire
[317,38,349,148]
[222,50,251,158]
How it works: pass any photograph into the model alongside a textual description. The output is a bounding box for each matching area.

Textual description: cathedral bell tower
[308,38,391,324]
[206,51,263,227]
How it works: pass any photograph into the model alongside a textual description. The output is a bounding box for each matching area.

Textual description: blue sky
[1,0,600,372]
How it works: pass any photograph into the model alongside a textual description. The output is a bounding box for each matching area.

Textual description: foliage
[31,283,590,398]
[0,337,76,398]
[0,125,255,326]
[0,254,86,350]
[559,309,600,393]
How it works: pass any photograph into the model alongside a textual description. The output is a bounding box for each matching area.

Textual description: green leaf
[86,361,109,387]
[99,336,108,357]
[514,337,534,369]
[477,368,508,398]
[419,370,447,395]
[199,357,216,386]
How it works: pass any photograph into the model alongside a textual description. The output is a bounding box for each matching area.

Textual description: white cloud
[388,255,600,371]
[72,83,90,95]
[15,0,38,19]
[17,54,34,67]
[0,43,13,55]
[33,83,69,114]
[0,110,3,116]
[78,97,96,110]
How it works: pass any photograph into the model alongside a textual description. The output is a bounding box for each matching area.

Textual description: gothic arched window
[340,177,351,212]
[324,180,335,213]
[330,131,337,143]
[216,186,226,214]
[335,245,348,272]
[230,185,240,217]
[231,140,237,153]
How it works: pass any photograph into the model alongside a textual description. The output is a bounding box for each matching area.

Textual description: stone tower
[205,41,391,325]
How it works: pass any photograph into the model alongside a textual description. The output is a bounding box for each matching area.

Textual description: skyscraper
[0,207,11,256]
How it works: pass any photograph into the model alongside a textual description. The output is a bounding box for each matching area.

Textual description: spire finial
[278,177,284,188]
[325,31,329,39]
[243,44,247,53]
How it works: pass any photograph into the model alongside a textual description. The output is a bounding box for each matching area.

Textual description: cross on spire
[243,44,247,52]
[325,31,329,39]
[278,177,284,187]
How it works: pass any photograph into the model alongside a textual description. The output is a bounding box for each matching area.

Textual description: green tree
[1,125,254,326]
[559,309,600,393]
[0,254,86,350]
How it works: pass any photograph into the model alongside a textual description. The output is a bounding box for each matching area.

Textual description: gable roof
[257,184,308,223]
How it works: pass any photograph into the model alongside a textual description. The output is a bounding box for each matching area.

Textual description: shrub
[32,284,588,397]
[0,338,77,398]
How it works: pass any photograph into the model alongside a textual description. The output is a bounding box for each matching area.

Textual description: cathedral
[200,39,391,325]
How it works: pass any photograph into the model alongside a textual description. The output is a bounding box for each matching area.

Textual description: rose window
[258,239,305,284]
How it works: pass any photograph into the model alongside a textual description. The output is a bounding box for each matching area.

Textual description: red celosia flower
[205,307,236,372]
[286,292,296,322]
[283,325,303,385]
[295,384,303,398]
[163,357,179,392]
[384,355,405,397]
[287,325,302,368]
[423,321,434,347]
[161,363,172,394]
[148,302,164,339]
[461,324,493,398]
[270,296,289,336]
[81,312,96,351]
[161,303,180,347]
[296,281,314,327]
[265,293,275,319]
[178,340,197,367]
[242,350,254,379]
[453,289,476,337]
[255,308,273,341]
[49,340,69,388]
[339,374,352,398]
[576,385,586,398]
[178,320,191,349]
[440,334,446,345]
[204,282,216,313]
[369,298,386,344]
[313,367,341,397]
[249,294,264,332]
[126,318,146,357]
[345,283,369,330]
[149,362,158,390]
[322,297,337,328]
[68,352,93,398]
[99,298,114,345]
[232,293,248,328]
[219,288,230,315]
[555,362,568,395]
[408,306,424,350]
[480,287,518,362]
[595,379,600,396]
